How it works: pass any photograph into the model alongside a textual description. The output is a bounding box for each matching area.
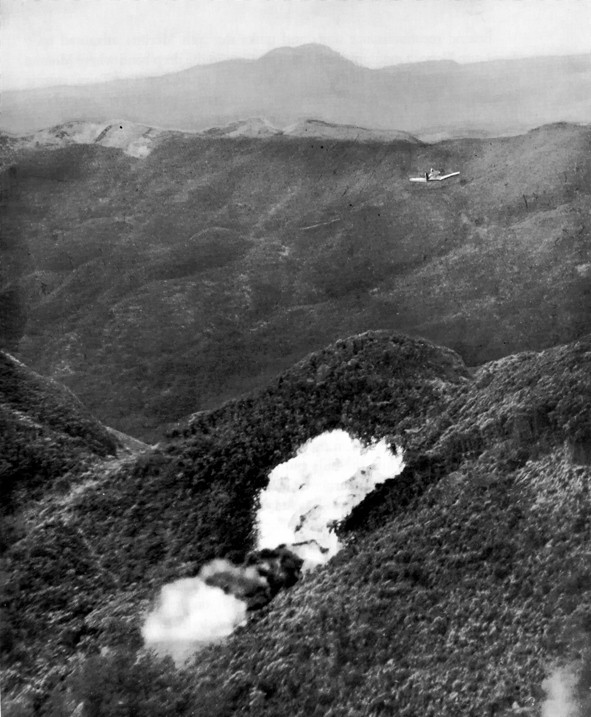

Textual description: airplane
[409,168,460,183]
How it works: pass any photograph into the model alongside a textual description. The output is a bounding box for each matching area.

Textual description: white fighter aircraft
[409,168,460,183]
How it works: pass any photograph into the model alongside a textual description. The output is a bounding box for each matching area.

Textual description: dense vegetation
[1,332,467,705]
[0,350,118,512]
[0,159,30,352]
[1,123,590,438]
[2,331,591,715]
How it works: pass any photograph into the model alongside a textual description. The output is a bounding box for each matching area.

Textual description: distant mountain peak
[260,44,348,61]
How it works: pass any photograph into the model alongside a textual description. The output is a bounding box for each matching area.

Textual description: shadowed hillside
[1,122,590,439]
[2,331,591,716]
[0,154,30,351]
[0,350,140,519]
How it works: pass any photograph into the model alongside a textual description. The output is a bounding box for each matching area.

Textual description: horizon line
[3,43,590,94]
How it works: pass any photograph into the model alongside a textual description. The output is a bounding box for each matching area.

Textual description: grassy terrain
[1,123,590,440]
[2,331,591,716]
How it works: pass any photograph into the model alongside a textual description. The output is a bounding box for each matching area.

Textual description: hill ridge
[2,331,591,714]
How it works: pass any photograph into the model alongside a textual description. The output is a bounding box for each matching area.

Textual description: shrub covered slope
[0,350,119,511]
[2,331,591,716]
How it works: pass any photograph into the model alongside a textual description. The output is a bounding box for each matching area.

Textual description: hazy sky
[2,0,590,90]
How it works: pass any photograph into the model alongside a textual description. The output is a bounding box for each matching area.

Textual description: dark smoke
[203,546,304,611]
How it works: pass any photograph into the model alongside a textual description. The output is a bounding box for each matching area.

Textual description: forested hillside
[2,331,591,715]
[0,350,119,513]
[1,122,590,439]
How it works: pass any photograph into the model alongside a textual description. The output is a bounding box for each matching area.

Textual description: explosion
[257,430,404,566]
[142,548,305,662]
[142,430,403,661]
[141,570,248,664]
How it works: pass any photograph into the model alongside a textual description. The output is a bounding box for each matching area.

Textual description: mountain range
[2,44,591,138]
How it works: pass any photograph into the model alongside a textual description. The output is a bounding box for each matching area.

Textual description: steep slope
[0,350,119,512]
[2,332,591,716]
[1,332,468,707]
[2,123,590,439]
[0,151,30,352]
[2,45,590,137]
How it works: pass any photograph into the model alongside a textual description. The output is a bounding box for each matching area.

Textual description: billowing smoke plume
[141,565,248,664]
[257,430,404,566]
[142,550,305,662]
[143,430,403,661]
[542,667,579,717]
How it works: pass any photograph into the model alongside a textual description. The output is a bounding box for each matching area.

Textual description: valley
[1,121,590,439]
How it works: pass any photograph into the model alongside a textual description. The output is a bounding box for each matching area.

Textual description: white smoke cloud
[542,667,579,717]
[142,565,248,664]
[257,430,404,566]
[143,430,404,660]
